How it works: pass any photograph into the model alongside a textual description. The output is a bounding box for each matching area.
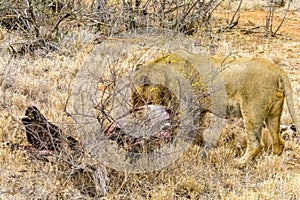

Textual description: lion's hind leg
[237,123,264,165]
[236,103,265,166]
[265,97,285,156]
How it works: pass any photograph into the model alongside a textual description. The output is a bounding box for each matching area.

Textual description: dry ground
[0,3,300,200]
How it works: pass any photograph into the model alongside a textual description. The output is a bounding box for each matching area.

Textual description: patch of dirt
[238,10,300,39]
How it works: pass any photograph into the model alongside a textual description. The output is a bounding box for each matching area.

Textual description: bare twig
[266,0,275,35]
[273,0,290,36]
[27,0,40,37]
[51,12,72,33]
[228,0,242,29]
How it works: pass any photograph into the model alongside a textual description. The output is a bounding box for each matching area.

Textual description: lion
[131,50,300,166]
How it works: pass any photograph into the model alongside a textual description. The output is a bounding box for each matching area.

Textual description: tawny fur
[132,51,300,166]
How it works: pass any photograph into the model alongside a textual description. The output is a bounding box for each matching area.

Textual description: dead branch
[272,0,290,36]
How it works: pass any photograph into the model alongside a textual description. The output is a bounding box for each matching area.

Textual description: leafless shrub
[0,0,223,56]
[265,0,291,36]
[0,0,74,55]
[119,0,223,34]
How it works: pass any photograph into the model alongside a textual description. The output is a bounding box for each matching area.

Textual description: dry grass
[0,2,300,199]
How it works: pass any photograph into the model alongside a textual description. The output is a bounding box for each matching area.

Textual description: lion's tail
[281,72,300,134]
